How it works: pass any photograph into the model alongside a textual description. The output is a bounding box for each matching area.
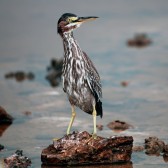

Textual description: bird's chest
[63,59,92,110]
[62,37,91,103]
[62,56,87,95]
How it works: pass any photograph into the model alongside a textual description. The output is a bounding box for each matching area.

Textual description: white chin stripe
[66,22,82,28]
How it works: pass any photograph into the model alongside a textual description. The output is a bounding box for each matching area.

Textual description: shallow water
[0,0,168,167]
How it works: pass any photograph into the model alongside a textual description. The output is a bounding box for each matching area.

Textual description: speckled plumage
[57,13,102,135]
[62,32,102,116]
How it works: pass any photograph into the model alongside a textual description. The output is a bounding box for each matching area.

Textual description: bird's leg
[92,105,97,139]
[67,105,76,135]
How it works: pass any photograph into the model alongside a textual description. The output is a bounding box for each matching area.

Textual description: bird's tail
[96,99,103,118]
[94,92,103,118]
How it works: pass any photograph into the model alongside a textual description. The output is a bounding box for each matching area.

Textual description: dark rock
[0,106,13,137]
[47,59,63,72]
[127,33,152,48]
[0,144,4,151]
[0,106,13,124]
[41,131,133,166]
[107,120,133,132]
[0,124,12,137]
[15,71,26,82]
[4,71,35,82]
[144,137,168,162]
[4,72,15,78]
[145,137,165,155]
[121,81,129,87]
[46,70,62,87]
[163,154,168,162]
[46,58,63,87]
[163,144,168,156]
[4,150,31,168]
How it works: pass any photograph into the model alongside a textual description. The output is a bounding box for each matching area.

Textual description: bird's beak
[77,16,98,23]
[66,16,98,29]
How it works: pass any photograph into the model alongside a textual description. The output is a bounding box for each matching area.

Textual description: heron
[57,13,103,138]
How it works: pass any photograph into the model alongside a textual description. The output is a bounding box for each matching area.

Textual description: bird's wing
[83,51,102,100]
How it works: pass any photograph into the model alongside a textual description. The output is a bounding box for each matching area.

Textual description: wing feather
[83,51,103,117]
[83,52,102,99]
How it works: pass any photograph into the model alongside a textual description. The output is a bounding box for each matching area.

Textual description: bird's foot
[92,133,97,139]
[53,138,59,141]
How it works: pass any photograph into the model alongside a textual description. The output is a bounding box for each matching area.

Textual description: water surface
[0,0,168,167]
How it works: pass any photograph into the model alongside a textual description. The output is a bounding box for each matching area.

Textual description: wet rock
[0,106,13,124]
[4,150,31,168]
[144,137,168,162]
[46,58,63,87]
[0,124,12,137]
[5,71,35,82]
[22,111,32,116]
[15,71,26,82]
[0,144,4,151]
[132,145,144,152]
[121,81,129,87]
[0,106,13,136]
[145,137,165,156]
[127,33,152,48]
[4,72,15,78]
[163,154,168,162]
[107,120,133,132]
[41,131,133,166]
[163,144,168,156]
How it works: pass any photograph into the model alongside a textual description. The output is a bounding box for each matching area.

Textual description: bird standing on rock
[57,13,103,138]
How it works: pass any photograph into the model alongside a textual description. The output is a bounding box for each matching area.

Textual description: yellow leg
[92,105,97,139]
[67,105,76,135]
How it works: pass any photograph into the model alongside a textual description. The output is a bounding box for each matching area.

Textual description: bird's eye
[67,18,72,22]
[67,17,78,23]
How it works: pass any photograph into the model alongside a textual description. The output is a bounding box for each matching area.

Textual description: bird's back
[82,51,103,117]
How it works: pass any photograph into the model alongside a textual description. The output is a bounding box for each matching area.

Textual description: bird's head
[57,13,98,35]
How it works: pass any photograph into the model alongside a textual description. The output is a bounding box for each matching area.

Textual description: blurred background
[0,0,168,167]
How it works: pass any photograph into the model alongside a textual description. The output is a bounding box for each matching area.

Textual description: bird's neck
[62,32,82,59]
[62,31,74,42]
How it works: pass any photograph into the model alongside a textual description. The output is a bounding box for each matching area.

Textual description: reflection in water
[42,162,133,168]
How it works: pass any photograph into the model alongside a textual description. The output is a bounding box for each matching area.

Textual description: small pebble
[107,120,133,132]
[132,145,144,152]
[127,33,152,48]
[96,124,103,131]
